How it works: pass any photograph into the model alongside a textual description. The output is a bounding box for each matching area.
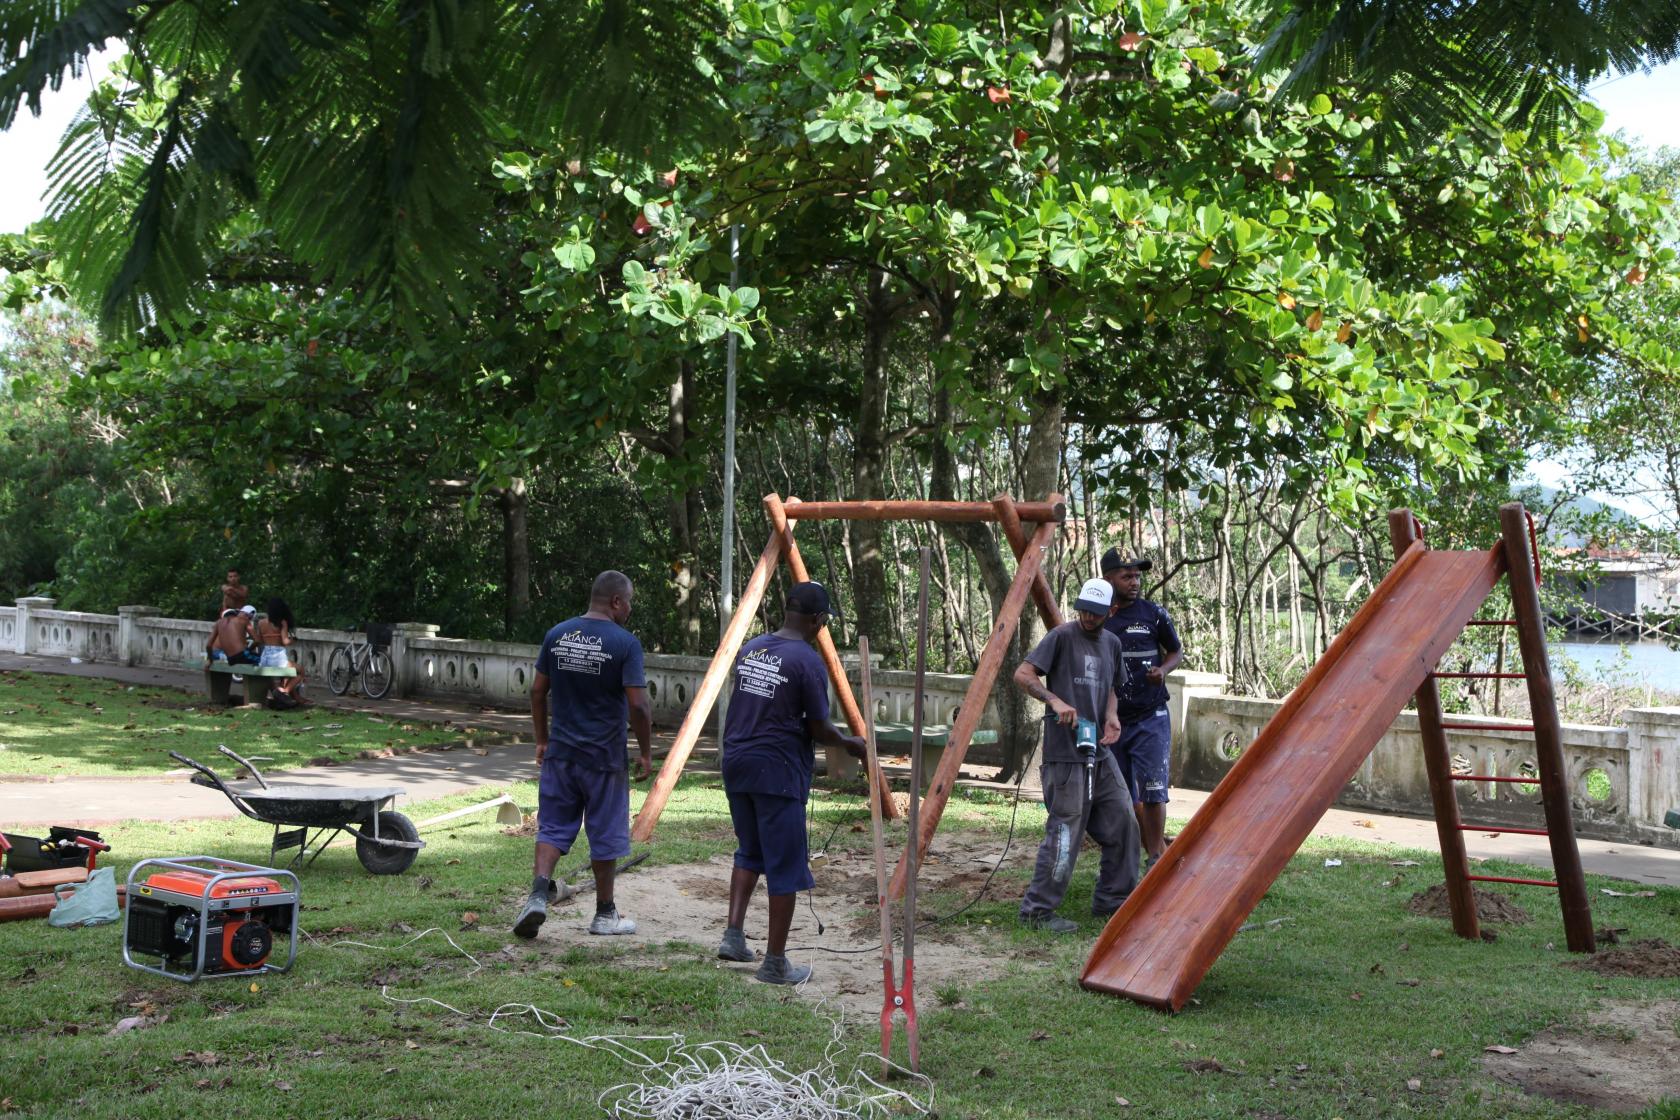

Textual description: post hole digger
[856,548,932,1075]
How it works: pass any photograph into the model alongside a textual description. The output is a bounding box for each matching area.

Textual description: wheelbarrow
[171,746,424,875]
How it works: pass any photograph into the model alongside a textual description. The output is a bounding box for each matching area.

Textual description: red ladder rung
[1465,619,1517,626]
[1429,672,1528,679]
[1455,824,1549,836]
[1450,774,1543,784]
[1439,721,1535,731]
[1467,874,1558,888]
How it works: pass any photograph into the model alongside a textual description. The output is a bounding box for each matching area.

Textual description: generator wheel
[356,811,421,875]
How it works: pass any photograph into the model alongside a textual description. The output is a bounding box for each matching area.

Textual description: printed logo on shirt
[551,629,615,677]
[738,647,789,699]
[1074,653,1104,688]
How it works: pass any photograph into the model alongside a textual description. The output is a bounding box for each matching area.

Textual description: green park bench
[190,656,297,705]
[1666,808,1679,832]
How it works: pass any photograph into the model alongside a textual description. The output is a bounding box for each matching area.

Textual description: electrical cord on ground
[313,927,933,1118]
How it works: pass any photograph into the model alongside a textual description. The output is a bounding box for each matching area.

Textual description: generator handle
[216,744,271,789]
[168,752,264,822]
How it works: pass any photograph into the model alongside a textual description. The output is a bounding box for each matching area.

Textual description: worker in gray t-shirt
[1013,578,1141,932]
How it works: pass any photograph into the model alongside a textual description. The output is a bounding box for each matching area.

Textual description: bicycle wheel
[326,646,354,695]
[362,648,394,699]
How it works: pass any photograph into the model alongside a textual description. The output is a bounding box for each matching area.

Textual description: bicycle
[326,623,395,699]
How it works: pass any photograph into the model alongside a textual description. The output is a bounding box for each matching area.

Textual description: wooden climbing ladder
[1390,504,1595,952]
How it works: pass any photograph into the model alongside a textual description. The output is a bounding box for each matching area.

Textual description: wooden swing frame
[632,492,1067,897]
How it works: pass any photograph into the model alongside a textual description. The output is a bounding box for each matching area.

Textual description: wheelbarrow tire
[356,811,420,875]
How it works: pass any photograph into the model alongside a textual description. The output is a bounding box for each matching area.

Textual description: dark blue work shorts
[726,790,813,895]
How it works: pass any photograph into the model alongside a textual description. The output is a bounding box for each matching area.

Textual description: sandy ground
[504,833,1039,1018]
[1483,999,1680,1112]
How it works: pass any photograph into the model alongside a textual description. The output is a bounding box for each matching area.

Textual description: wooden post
[888,505,1061,898]
[1389,509,1480,942]
[632,528,786,842]
[783,499,1065,524]
[1499,502,1596,953]
[992,494,1062,630]
[764,494,898,819]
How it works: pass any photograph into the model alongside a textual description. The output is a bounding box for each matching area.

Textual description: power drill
[1075,718,1098,803]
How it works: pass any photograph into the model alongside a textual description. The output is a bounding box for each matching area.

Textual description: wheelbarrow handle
[169,752,262,822]
[217,743,271,789]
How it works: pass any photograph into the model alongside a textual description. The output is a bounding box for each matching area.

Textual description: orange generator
[123,857,299,981]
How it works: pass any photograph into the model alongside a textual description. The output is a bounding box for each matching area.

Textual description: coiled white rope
[310,926,934,1119]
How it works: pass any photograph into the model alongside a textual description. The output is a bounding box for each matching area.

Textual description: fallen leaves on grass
[1184,1058,1232,1074]
[175,1050,221,1067]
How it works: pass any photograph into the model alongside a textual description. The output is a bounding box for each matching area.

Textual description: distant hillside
[1520,484,1650,546]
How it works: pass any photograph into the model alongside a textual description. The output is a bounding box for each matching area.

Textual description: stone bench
[826,723,1001,788]
[199,658,296,705]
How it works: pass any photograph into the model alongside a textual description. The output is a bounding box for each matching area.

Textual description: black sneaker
[1019,912,1078,933]
[512,892,547,939]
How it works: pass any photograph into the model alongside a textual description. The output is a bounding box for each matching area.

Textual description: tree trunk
[849,266,896,655]
[667,361,703,653]
[499,477,531,637]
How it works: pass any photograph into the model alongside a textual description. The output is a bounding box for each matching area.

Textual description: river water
[1550,639,1680,694]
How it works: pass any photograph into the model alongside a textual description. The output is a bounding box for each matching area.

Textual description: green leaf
[1308,94,1333,116]
[924,23,961,58]
[553,240,596,271]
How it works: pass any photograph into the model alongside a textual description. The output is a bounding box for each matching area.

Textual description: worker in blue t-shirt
[513,570,653,940]
[715,581,865,985]
[1101,549,1184,871]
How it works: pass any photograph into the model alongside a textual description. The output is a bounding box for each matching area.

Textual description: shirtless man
[206,604,260,666]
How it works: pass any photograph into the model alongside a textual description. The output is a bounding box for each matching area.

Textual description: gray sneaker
[754,954,812,985]
[512,892,547,939]
[588,909,637,936]
[1019,911,1078,934]
[717,927,756,962]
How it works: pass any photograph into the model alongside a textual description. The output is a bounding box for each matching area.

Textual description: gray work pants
[1020,753,1139,918]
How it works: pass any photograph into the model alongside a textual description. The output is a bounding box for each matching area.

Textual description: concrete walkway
[3,653,1677,887]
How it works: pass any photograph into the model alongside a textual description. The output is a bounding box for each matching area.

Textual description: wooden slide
[1081,537,1507,1011]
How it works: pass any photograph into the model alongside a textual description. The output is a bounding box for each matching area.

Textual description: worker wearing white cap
[1012,577,1140,932]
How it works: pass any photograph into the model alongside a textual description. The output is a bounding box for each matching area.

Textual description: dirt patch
[1407,883,1532,925]
[503,833,1033,1016]
[1483,999,1680,1113]
[1567,939,1680,979]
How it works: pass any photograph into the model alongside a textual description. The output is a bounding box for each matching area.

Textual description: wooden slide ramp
[1080,539,1506,1010]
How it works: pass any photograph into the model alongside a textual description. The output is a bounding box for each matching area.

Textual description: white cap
[1073,578,1113,615]
[239,604,256,615]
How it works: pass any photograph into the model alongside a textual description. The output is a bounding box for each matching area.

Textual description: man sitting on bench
[207,604,261,666]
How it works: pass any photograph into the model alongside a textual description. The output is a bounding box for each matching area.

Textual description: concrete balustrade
[11,597,1679,847]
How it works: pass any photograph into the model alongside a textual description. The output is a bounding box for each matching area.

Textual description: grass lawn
[3,770,1678,1119]
[0,670,470,776]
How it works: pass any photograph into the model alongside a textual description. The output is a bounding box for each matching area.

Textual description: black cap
[1101,548,1153,573]
[786,581,832,616]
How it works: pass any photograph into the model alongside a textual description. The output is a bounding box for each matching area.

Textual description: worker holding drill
[1013,577,1139,932]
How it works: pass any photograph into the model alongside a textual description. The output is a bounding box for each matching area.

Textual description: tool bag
[48,868,120,928]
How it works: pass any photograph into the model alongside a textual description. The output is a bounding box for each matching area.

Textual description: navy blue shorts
[537,757,631,860]
[726,791,812,895]
[1116,709,1172,804]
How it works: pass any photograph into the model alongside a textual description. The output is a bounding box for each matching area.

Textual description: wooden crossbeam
[783,499,1065,524]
